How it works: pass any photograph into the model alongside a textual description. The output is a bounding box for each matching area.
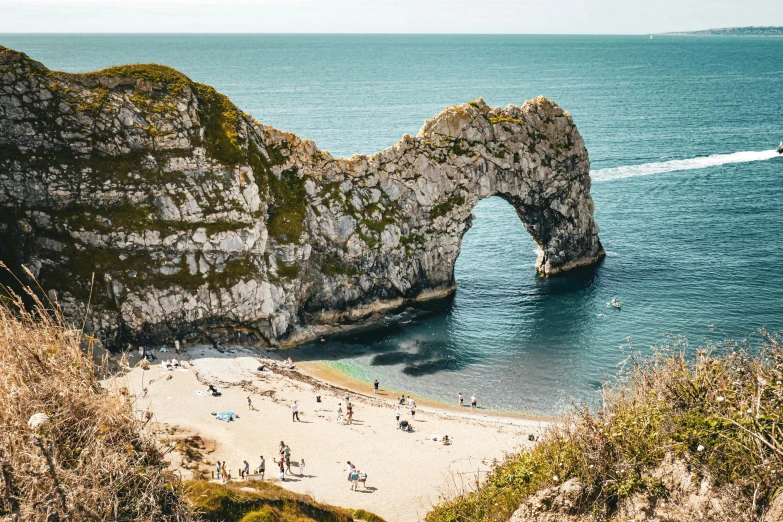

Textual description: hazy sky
[2,0,783,34]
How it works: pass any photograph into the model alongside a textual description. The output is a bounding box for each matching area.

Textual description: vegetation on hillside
[427,333,783,521]
[187,480,386,522]
[0,271,386,521]
[0,269,192,521]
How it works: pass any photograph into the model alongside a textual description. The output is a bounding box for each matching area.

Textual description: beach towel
[214,411,237,422]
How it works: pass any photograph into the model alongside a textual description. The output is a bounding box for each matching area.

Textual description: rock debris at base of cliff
[0,46,604,349]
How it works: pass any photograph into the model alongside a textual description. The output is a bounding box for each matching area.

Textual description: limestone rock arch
[297,97,605,333]
[0,47,603,346]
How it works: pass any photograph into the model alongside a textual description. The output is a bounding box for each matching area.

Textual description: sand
[122,346,549,522]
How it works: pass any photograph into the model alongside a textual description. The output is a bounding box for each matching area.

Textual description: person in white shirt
[395,406,401,425]
[257,456,265,480]
[407,396,414,408]
[291,400,299,421]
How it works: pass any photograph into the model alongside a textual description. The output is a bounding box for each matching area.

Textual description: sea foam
[591,150,779,182]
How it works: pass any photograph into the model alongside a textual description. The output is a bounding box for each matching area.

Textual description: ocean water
[3,34,782,414]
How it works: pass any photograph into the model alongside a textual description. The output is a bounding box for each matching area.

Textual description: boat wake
[591,149,779,182]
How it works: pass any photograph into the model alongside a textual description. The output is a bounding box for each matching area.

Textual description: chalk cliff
[0,46,604,348]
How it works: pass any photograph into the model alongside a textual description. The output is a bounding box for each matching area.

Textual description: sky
[1,0,783,34]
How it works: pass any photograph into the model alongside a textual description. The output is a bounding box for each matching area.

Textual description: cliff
[0,46,604,349]
[663,26,783,36]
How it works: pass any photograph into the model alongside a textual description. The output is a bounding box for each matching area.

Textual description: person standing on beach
[279,441,286,456]
[285,452,291,474]
[247,396,254,410]
[347,407,354,425]
[410,402,416,420]
[241,460,249,479]
[292,400,299,421]
[407,396,414,408]
[395,405,401,425]
[257,456,265,480]
[215,461,222,480]
[373,379,379,394]
[459,393,464,407]
[299,458,305,477]
[278,457,285,481]
[471,394,477,408]
[336,402,343,421]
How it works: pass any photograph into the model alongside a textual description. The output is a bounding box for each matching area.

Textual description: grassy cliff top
[428,331,783,521]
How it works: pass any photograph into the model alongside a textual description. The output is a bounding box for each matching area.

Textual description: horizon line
[0,31,764,36]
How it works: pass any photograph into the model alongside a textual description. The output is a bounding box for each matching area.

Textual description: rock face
[510,453,780,522]
[0,46,604,348]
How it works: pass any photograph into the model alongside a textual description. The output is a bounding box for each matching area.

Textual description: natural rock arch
[299,98,605,330]
[0,47,603,347]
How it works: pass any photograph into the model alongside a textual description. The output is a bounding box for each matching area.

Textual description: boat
[607,298,622,309]
[777,141,783,154]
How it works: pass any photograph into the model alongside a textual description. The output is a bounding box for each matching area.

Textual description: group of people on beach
[336,396,355,424]
[345,461,368,491]
[275,440,305,480]
[160,358,182,370]
[458,392,477,408]
[219,441,307,483]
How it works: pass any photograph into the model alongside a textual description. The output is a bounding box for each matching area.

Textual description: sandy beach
[121,346,549,522]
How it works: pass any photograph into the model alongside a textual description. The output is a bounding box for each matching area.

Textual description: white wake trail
[591,149,780,182]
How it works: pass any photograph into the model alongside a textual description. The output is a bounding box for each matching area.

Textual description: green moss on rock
[83,63,192,88]
[430,196,465,220]
[266,169,307,244]
[193,84,244,166]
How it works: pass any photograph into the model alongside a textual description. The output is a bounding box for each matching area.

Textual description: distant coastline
[663,26,783,36]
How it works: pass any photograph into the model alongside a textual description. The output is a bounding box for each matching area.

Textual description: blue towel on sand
[214,411,237,422]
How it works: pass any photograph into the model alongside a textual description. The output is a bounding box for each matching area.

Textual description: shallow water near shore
[3,34,782,414]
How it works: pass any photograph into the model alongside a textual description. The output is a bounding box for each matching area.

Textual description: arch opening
[454,196,539,291]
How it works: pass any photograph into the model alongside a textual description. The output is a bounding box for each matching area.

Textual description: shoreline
[121,344,551,521]
[296,360,555,425]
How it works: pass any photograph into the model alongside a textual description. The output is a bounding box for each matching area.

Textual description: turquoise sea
[3,34,782,414]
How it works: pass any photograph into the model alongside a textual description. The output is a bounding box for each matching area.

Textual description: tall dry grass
[0,268,194,521]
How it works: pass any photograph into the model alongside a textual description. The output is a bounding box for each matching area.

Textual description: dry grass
[0,269,194,521]
[0,268,387,522]
[427,332,783,522]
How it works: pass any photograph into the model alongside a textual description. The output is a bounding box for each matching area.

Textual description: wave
[591,150,780,182]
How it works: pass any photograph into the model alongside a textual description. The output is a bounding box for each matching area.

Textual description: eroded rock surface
[510,453,772,522]
[0,46,604,348]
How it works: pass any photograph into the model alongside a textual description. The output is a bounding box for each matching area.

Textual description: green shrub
[427,332,783,522]
[239,507,275,522]
[267,169,307,244]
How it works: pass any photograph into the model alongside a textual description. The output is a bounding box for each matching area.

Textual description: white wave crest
[591,150,779,182]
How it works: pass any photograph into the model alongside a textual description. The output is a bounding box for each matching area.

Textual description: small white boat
[777,141,783,154]
[607,298,622,309]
